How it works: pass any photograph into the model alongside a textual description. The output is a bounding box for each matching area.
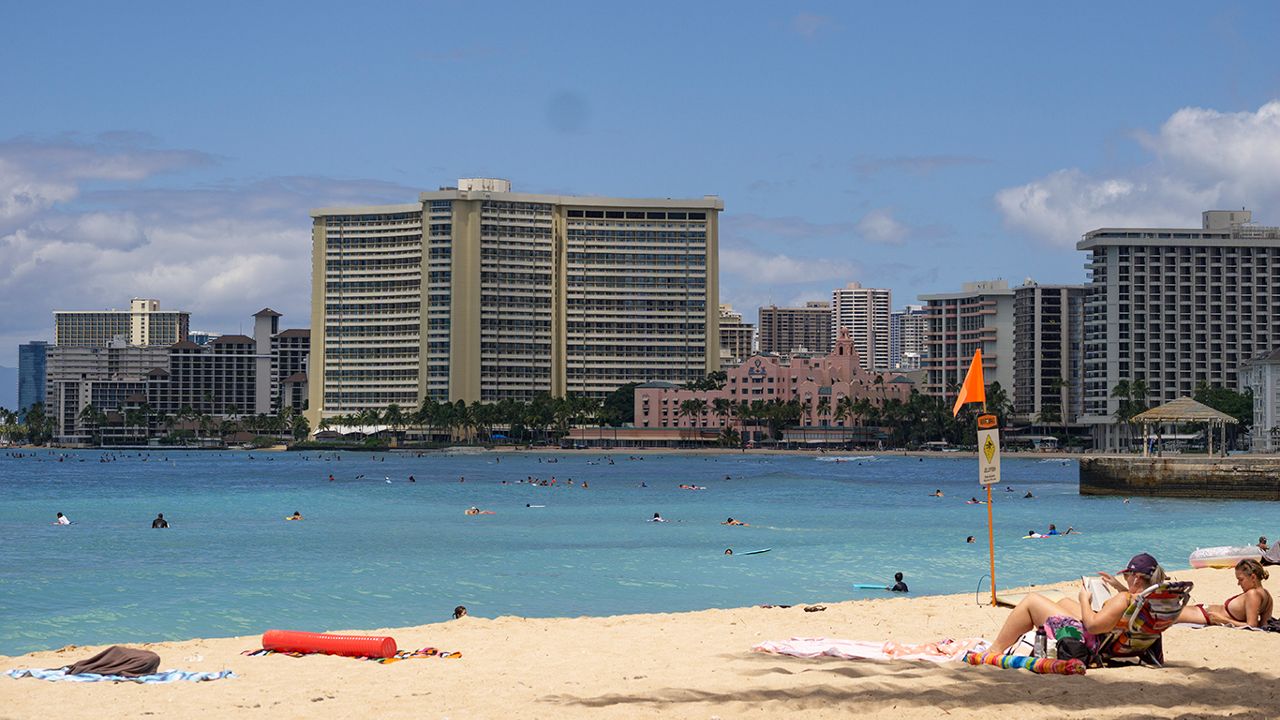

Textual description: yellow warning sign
[977,428,1001,486]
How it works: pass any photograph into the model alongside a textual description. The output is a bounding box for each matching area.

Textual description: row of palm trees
[0,404,54,445]
[674,385,1015,447]
[0,401,311,447]
[317,395,604,444]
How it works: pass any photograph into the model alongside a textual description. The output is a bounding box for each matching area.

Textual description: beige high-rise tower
[308,179,722,426]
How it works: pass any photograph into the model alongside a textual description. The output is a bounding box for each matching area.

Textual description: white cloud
[721,246,860,285]
[791,13,836,38]
[0,136,417,363]
[854,208,908,245]
[997,100,1280,247]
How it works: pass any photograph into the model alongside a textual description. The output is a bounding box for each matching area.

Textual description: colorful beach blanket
[6,668,235,683]
[963,651,1086,675]
[753,637,989,663]
[242,646,461,663]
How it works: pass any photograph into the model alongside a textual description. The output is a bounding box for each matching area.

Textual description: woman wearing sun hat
[987,553,1164,655]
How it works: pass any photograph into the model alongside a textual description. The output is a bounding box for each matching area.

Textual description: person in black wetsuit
[152,513,169,528]
[890,572,908,592]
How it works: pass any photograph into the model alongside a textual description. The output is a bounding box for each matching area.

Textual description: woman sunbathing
[987,553,1163,655]
[1179,558,1273,628]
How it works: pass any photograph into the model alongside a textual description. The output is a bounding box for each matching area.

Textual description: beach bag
[1056,637,1090,662]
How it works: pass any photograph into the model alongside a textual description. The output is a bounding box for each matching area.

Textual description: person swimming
[651,512,667,522]
[724,548,734,555]
[1024,491,1035,499]
[287,511,303,520]
[931,489,944,497]
[722,517,748,526]
[966,535,976,544]
[54,512,71,525]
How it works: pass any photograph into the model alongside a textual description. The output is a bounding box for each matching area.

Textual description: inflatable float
[1189,545,1262,569]
[261,629,397,658]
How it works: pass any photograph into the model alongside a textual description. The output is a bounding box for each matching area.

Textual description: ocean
[0,449,1269,656]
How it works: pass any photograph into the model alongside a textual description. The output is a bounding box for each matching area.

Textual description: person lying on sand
[987,553,1164,655]
[1178,559,1273,628]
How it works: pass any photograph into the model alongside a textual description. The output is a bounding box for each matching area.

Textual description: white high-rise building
[890,305,927,370]
[831,282,891,371]
[1078,209,1280,448]
[309,179,723,426]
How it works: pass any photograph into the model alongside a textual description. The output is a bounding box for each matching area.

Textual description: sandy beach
[2,566,1276,719]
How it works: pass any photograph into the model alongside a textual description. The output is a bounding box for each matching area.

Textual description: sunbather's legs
[990,593,1078,655]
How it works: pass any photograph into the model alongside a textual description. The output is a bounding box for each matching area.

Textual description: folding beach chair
[1088,580,1193,668]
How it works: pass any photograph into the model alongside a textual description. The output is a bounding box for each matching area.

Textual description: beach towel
[963,651,1085,675]
[242,646,461,663]
[753,637,988,663]
[6,668,235,683]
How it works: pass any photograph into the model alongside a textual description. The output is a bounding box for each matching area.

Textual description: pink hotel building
[634,329,911,431]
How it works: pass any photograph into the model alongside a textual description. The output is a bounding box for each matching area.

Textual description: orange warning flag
[952,349,986,417]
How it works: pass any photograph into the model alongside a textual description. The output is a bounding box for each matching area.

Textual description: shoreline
[4,566,1277,719]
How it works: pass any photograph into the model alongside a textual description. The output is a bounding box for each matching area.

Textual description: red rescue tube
[261,629,397,658]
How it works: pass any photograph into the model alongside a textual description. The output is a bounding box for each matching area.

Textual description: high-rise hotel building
[1078,209,1280,447]
[309,179,722,423]
[889,305,927,370]
[758,301,832,355]
[54,298,189,348]
[831,282,891,371]
[919,280,1015,400]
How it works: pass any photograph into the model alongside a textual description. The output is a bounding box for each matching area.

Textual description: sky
[3,1,1280,367]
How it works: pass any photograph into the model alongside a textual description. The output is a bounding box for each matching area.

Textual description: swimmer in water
[931,489,943,497]
[724,548,733,555]
[966,535,975,543]
[287,511,303,520]
[1024,491,1034,499]
[722,517,748,526]
[651,513,667,522]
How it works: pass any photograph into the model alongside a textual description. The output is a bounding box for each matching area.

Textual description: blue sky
[3,1,1280,367]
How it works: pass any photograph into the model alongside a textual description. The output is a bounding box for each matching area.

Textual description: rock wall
[1080,457,1280,500]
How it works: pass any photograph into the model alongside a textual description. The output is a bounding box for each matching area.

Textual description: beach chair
[1088,580,1193,668]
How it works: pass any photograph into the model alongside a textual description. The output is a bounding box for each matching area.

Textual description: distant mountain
[0,366,15,411]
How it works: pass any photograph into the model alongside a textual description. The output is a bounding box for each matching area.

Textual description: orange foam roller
[262,629,397,658]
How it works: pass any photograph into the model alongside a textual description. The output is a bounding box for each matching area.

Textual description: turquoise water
[0,449,1272,656]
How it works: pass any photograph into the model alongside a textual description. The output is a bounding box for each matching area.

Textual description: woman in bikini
[1179,558,1273,628]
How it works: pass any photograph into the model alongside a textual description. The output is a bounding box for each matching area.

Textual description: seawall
[1080,456,1280,500]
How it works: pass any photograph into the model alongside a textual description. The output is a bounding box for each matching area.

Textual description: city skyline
[4,3,1280,368]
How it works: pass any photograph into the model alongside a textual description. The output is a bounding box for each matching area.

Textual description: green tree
[599,383,639,427]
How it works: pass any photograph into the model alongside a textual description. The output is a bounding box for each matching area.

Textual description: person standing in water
[152,513,169,528]
[890,572,909,592]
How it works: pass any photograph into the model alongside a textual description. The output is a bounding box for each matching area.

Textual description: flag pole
[985,399,997,606]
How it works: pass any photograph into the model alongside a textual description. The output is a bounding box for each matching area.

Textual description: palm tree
[712,397,734,430]
[383,403,406,444]
[816,396,831,427]
[79,403,107,446]
[1048,376,1071,443]
[678,398,708,427]
[1111,379,1149,450]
